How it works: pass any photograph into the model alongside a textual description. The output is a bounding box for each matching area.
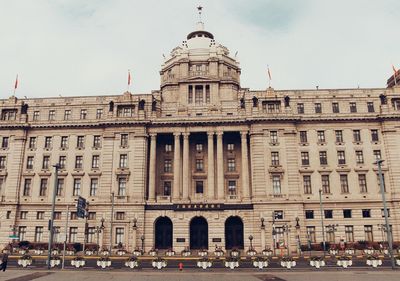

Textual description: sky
[0,0,399,98]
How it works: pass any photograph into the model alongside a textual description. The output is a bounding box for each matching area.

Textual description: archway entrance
[154,217,173,249]
[190,216,208,250]
[225,216,244,249]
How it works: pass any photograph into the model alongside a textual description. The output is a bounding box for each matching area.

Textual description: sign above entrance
[145,203,253,211]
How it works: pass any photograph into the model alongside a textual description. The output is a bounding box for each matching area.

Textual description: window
[301,152,309,166]
[56,179,64,196]
[317,131,325,143]
[326,226,335,243]
[96,108,103,119]
[272,175,281,194]
[70,212,78,220]
[92,155,100,169]
[42,156,50,170]
[353,130,361,142]
[88,212,96,220]
[297,103,304,114]
[335,130,343,142]
[26,156,34,169]
[195,159,204,171]
[274,210,284,220]
[343,209,352,218]
[87,227,95,243]
[116,227,125,244]
[227,158,236,172]
[35,226,44,242]
[80,109,87,119]
[93,135,101,148]
[371,129,379,142]
[64,110,71,120]
[73,178,81,196]
[90,178,98,196]
[271,152,279,166]
[270,131,278,143]
[77,136,85,148]
[48,110,55,120]
[118,177,126,196]
[355,150,364,164]
[357,174,368,193]
[75,156,83,169]
[0,156,5,169]
[120,134,129,147]
[303,175,312,194]
[165,144,172,152]
[307,226,316,243]
[364,225,373,242]
[117,105,134,117]
[362,209,371,218]
[1,109,17,120]
[321,175,330,193]
[373,150,381,160]
[332,102,340,113]
[61,136,68,149]
[227,143,235,152]
[69,227,78,243]
[188,85,193,103]
[54,211,62,220]
[195,143,203,152]
[163,181,171,196]
[33,111,39,121]
[29,137,37,149]
[20,211,28,219]
[18,226,27,241]
[59,156,66,169]
[195,85,203,104]
[305,210,314,219]
[195,181,203,193]
[337,151,346,165]
[164,159,172,173]
[44,136,52,149]
[205,85,210,103]
[228,180,237,195]
[23,179,31,196]
[381,208,390,218]
[349,102,357,113]
[37,211,45,219]
[314,103,322,113]
[119,154,128,168]
[116,212,125,220]
[340,174,349,193]
[1,137,9,148]
[39,178,48,196]
[299,131,308,143]
[345,226,354,242]
[6,211,11,219]
[319,151,327,165]
[324,210,333,219]
[367,102,375,113]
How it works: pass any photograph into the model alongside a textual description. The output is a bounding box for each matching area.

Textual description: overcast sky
[0,0,399,98]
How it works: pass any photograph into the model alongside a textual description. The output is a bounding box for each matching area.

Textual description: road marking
[5,272,54,281]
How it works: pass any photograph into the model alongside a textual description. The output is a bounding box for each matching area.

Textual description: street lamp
[272,212,277,255]
[47,163,60,270]
[375,159,395,269]
[295,217,301,255]
[140,235,145,254]
[248,235,254,250]
[318,188,326,257]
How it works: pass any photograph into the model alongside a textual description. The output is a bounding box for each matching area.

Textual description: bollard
[179,262,183,271]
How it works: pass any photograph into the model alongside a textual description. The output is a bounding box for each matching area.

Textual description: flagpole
[13,74,18,96]
[127,70,131,92]
[267,66,271,88]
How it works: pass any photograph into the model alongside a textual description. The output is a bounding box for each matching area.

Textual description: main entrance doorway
[225,216,244,249]
[154,217,173,249]
[190,216,208,249]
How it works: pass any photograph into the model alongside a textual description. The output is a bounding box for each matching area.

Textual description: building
[1,15,400,254]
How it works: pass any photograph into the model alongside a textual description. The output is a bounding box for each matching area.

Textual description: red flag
[128,71,131,86]
[14,74,18,89]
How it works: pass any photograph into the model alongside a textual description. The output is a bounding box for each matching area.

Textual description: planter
[280,260,296,269]
[34,249,44,255]
[71,259,85,268]
[253,257,269,269]
[48,259,61,268]
[345,249,355,255]
[125,257,139,269]
[310,260,326,269]
[97,259,112,269]
[364,249,375,255]
[366,259,382,268]
[197,258,212,270]
[246,249,257,257]
[214,248,224,258]
[329,249,339,255]
[198,250,208,257]
[85,250,95,256]
[165,250,175,257]
[132,249,142,256]
[229,250,240,258]
[181,250,191,257]
[337,259,352,268]
[116,250,127,256]
[17,259,32,268]
[101,251,110,256]
[262,249,273,257]
[224,258,240,270]
[152,258,167,270]
[65,250,75,256]
[148,249,158,256]
[18,249,27,255]
[396,259,400,266]
[381,249,389,255]
[51,250,60,255]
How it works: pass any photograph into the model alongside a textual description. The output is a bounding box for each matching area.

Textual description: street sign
[77,196,87,218]
[9,235,19,239]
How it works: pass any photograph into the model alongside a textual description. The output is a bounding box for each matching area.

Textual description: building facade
[1,19,400,253]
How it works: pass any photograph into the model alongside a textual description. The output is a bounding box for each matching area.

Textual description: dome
[185,22,215,50]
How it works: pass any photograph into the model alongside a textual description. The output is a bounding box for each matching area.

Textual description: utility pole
[47,163,60,269]
[82,203,89,255]
[376,159,395,269]
[109,192,115,252]
[319,188,326,257]
[62,204,70,269]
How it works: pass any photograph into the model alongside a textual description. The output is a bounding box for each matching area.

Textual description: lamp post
[248,235,254,250]
[282,223,291,256]
[47,163,60,270]
[375,159,395,269]
[318,188,326,257]
[272,212,276,255]
[96,218,105,254]
[140,235,145,254]
[109,192,115,253]
[295,217,301,255]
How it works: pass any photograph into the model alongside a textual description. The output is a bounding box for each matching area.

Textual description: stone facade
[1,20,400,254]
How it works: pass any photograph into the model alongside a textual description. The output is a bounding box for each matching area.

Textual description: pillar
[182,132,190,200]
[148,134,157,201]
[173,132,181,200]
[216,131,224,200]
[241,131,250,199]
[207,132,215,200]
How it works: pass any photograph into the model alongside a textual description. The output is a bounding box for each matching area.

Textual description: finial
[197,5,203,22]
[196,5,204,30]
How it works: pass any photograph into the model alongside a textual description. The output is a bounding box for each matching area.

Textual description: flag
[14,74,18,89]
[128,70,131,86]
[392,65,398,75]
[267,66,272,81]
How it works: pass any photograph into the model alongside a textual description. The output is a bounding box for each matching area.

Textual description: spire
[196,5,204,30]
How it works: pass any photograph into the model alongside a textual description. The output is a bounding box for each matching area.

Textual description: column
[216,131,224,200]
[207,132,215,200]
[241,131,250,199]
[148,134,157,201]
[182,132,190,200]
[173,133,181,200]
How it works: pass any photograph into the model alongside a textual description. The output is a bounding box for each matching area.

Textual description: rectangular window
[345,225,354,242]
[59,156,66,169]
[195,181,204,193]
[271,152,279,166]
[54,211,61,220]
[301,152,310,166]
[44,136,52,149]
[349,102,357,113]
[303,175,312,194]
[90,178,98,196]
[48,110,55,120]
[35,226,43,242]
[307,226,316,243]
[353,130,361,142]
[80,109,87,119]
[272,176,281,194]
[326,226,335,243]
[324,210,333,219]
[20,211,28,219]
[119,154,128,168]
[164,159,172,173]
[39,178,48,196]
[335,130,343,142]
[371,129,379,142]
[118,177,126,196]
[73,178,81,196]
[321,175,330,193]
[274,210,284,220]
[36,211,44,220]
[297,103,304,114]
[69,227,78,243]
[75,156,83,169]
[228,180,237,195]
[23,179,31,196]
[332,102,340,113]
[0,156,5,169]
[358,174,367,193]
[373,150,382,160]
[116,227,125,244]
[340,174,349,193]
[87,227,95,243]
[120,134,129,147]
[18,226,27,241]
[227,143,235,152]
[96,109,103,119]
[381,208,390,218]
[195,85,203,104]
[270,131,278,143]
[299,131,308,143]
[61,136,68,149]
[227,158,236,172]
[364,225,373,242]
[165,144,172,152]
[26,156,34,170]
[337,151,346,165]
[93,135,101,148]
[195,159,204,171]
[56,179,64,196]
[319,151,328,165]
[195,143,203,152]
[355,150,364,164]
[205,85,210,103]
[305,210,314,219]
[367,102,375,113]
[317,130,325,143]
[88,212,96,220]
[42,156,50,170]
[188,85,193,104]
[1,137,9,148]
[77,136,85,148]
[33,111,40,121]
[343,209,352,218]
[116,212,125,220]
[92,155,100,169]
[163,181,171,196]
[362,209,371,218]
[70,212,78,220]
[29,137,37,149]
[64,110,71,120]
[314,103,322,114]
